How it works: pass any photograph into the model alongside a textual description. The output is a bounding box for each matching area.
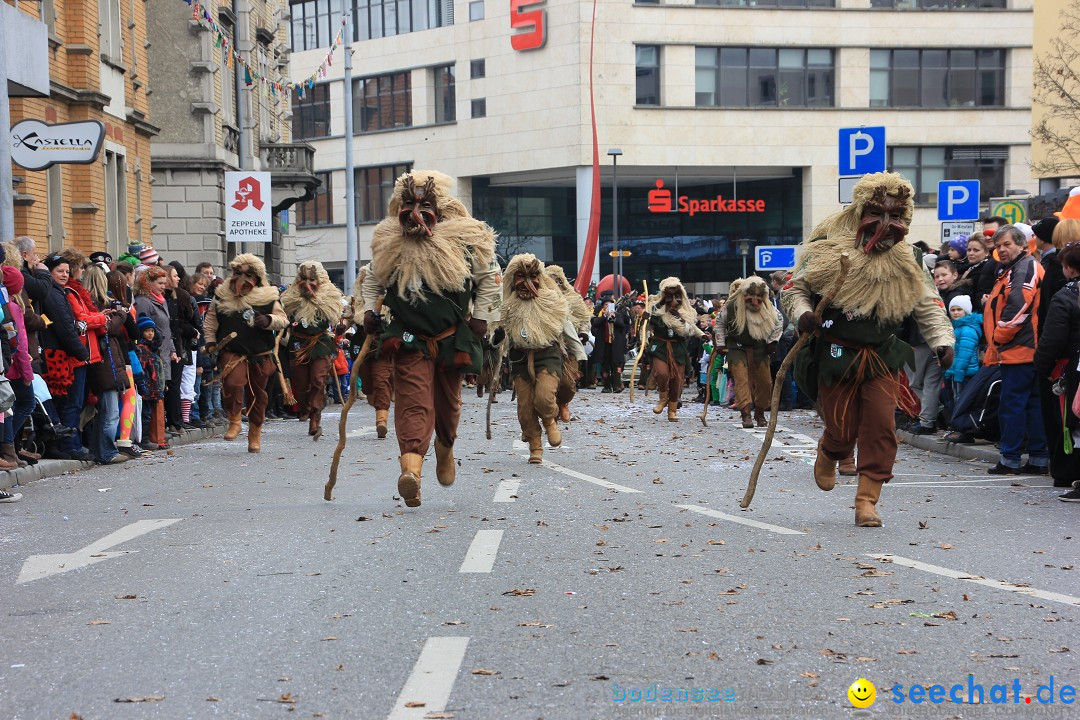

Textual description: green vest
[381,280,482,373]
[646,315,689,366]
[215,301,278,355]
[507,343,563,381]
[723,305,770,367]
[289,314,338,360]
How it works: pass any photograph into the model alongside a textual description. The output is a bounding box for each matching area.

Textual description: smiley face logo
[848,678,876,708]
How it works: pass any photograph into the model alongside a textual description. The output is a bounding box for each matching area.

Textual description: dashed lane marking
[387,636,470,720]
[346,426,377,438]
[494,479,520,503]
[868,554,1080,608]
[459,530,504,573]
[539,459,643,494]
[676,504,805,535]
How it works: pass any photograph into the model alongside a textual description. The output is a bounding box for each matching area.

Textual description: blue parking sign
[838,127,886,176]
[754,245,797,272]
[937,180,980,221]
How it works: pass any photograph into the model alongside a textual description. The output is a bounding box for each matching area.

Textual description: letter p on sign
[937,180,980,221]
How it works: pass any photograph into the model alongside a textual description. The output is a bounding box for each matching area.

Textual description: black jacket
[1034,281,1080,378]
[23,265,89,362]
[1038,250,1066,330]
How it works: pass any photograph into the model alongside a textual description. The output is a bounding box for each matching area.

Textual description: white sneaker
[0,489,23,503]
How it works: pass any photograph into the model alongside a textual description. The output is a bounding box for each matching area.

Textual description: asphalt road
[2,386,1077,720]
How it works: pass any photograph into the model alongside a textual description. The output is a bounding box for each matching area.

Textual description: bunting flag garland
[184,0,345,100]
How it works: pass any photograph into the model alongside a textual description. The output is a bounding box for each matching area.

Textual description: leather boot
[527,435,543,464]
[740,408,754,428]
[559,404,571,422]
[434,439,455,486]
[543,418,562,448]
[1,442,25,468]
[814,439,836,491]
[376,409,389,439]
[838,452,858,476]
[754,408,767,428]
[398,452,423,507]
[247,424,263,453]
[668,401,678,422]
[223,411,243,441]
[308,411,322,440]
[653,391,669,415]
[855,474,883,527]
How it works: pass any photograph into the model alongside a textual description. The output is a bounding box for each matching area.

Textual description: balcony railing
[261,142,315,174]
[224,125,240,155]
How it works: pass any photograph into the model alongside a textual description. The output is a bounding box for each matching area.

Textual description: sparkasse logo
[647,179,766,217]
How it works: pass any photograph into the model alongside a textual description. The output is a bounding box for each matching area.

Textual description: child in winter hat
[943,295,983,397]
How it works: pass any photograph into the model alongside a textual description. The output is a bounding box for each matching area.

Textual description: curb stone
[897,429,998,465]
[5,420,229,489]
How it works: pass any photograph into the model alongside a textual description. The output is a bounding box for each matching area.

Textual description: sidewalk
[5,419,228,490]
[897,428,998,465]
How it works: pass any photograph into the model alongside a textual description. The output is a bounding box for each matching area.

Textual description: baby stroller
[18,397,79,463]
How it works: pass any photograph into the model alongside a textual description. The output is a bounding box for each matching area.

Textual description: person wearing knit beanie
[948,295,972,316]
[1032,217,1059,246]
[139,246,160,266]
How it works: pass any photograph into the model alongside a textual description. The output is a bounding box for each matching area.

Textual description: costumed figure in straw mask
[782,172,954,527]
[360,170,502,507]
[497,254,571,464]
[545,263,591,422]
[280,261,343,440]
[203,254,288,453]
[644,277,705,421]
[348,264,395,439]
[716,276,783,429]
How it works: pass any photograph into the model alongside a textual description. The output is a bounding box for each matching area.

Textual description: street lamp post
[737,238,752,278]
[608,148,623,297]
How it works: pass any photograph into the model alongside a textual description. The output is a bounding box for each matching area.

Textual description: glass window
[297,172,334,227]
[292,83,331,138]
[356,164,411,223]
[469,0,484,20]
[888,146,1006,205]
[700,0,836,5]
[698,47,833,107]
[353,71,412,132]
[870,0,1004,7]
[470,59,485,79]
[434,64,456,124]
[471,98,486,118]
[873,49,1004,107]
[636,45,661,106]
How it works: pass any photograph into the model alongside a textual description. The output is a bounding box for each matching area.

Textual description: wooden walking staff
[325,304,381,501]
[700,344,719,427]
[740,252,850,510]
[627,280,649,402]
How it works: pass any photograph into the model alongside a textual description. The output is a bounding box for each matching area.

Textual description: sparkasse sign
[10,119,105,171]
[647,179,766,217]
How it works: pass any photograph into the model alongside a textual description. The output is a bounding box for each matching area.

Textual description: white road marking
[494,479,520,503]
[346,426,377,438]
[387,636,470,720]
[540,459,643,494]
[894,473,1041,479]
[459,530,504,573]
[676,504,805,535]
[17,519,183,584]
[889,484,1057,490]
[891,477,1048,486]
[868,554,1080,608]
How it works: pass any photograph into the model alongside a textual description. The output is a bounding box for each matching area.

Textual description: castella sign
[648,179,766,217]
[9,119,105,171]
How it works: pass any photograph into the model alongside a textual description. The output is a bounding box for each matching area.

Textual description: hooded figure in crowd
[281,261,343,440]
[644,277,705,422]
[545,263,590,422]
[360,170,502,507]
[203,253,288,453]
[716,275,783,428]
[783,172,954,527]
[348,263,395,439]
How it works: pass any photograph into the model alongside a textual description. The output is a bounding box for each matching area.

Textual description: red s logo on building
[648,179,672,213]
[511,0,546,52]
[232,176,265,211]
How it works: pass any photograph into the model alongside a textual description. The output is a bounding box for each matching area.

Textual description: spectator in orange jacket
[982,225,1048,475]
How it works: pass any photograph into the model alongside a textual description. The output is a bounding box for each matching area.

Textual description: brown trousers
[291,357,330,418]
[220,350,275,427]
[556,374,577,409]
[515,370,560,440]
[730,357,772,411]
[365,356,394,411]
[393,350,462,456]
[651,358,685,402]
[818,373,898,483]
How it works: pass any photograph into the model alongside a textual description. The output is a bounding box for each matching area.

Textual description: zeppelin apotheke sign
[10,119,105,171]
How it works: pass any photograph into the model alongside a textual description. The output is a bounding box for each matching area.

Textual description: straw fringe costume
[717,276,783,428]
[360,170,502,507]
[644,277,704,421]
[281,261,343,438]
[545,264,589,422]
[349,264,395,438]
[782,172,953,526]
[203,254,288,453]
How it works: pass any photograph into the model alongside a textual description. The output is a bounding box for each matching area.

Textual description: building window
[297,172,334,227]
[469,0,484,20]
[870,0,1005,8]
[293,83,331,138]
[889,146,1006,206]
[357,163,412,222]
[46,165,66,252]
[870,49,1004,108]
[471,98,486,118]
[697,0,834,5]
[290,0,343,51]
[220,26,238,129]
[98,0,124,62]
[434,65,456,124]
[636,45,660,106]
[470,59,485,79]
[350,0,452,43]
[696,47,833,107]
[103,150,128,258]
[353,72,412,133]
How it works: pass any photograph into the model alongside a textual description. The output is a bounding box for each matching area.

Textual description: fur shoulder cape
[649,277,698,335]
[546,264,592,332]
[213,282,279,315]
[729,275,779,341]
[281,261,343,326]
[501,254,567,350]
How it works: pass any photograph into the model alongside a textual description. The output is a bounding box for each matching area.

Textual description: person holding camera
[591,291,630,394]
